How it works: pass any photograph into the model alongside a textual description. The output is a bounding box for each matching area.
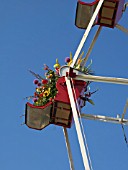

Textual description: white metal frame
[70,0,105,68]
[75,74,128,85]
[60,66,128,85]
[65,1,106,168]
[63,0,128,169]
[82,26,102,67]
[81,113,128,125]
[63,127,75,170]
[66,77,91,170]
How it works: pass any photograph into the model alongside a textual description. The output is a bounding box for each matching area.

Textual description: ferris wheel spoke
[116,24,128,34]
[63,127,75,170]
[71,0,105,68]
[65,77,91,170]
[121,99,128,121]
[82,26,102,67]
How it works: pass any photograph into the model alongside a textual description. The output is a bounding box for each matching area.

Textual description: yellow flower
[47,74,53,79]
[43,88,50,97]
[54,59,60,68]
[36,88,41,92]
[35,101,39,105]
[36,87,44,93]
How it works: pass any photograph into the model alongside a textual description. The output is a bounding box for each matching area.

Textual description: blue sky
[0,0,128,170]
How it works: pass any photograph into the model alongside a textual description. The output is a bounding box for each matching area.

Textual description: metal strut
[81,113,128,125]
[75,74,128,85]
[66,77,91,170]
[71,0,105,68]
[116,24,128,34]
[63,127,75,170]
[82,26,102,67]
[121,99,128,122]
[66,0,105,169]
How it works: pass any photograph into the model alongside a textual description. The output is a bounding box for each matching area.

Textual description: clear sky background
[0,0,128,170]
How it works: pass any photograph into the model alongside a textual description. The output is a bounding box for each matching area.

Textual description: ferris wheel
[24,0,128,169]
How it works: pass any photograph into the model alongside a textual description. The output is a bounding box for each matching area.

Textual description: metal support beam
[81,113,128,125]
[75,74,128,85]
[121,99,128,121]
[71,0,105,67]
[63,127,75,170]
[65,77,91,170]
[82,26,102,67]
[60,66,128,86]
[116,24,128,34]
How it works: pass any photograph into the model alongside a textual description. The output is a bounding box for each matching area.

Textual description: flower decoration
[33,79,38,85]
[54,59,60,69]
[66,52,73,66]
[65,57,70,63]
[27,52,95,106]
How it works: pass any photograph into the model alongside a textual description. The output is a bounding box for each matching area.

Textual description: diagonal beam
[71,0,105,68]
[121,99,128,121]
[63,127,75,170]
[65,77,91,170]
[116,24,128,34]
[82,26,102,67]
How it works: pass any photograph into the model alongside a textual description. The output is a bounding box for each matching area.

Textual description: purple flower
[33,79,38,85]
[33,98,38,102]
[65,57,70,63]
[37,82,41,87]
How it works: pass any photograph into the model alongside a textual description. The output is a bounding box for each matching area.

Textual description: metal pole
[63,127,75,170]
[116,24,128,34]
[75,74,128,85]
[121,99,128,121]
[82,26,102,67]
[81,113,128,125]
[71,0,105,68]
[65,77,91,170]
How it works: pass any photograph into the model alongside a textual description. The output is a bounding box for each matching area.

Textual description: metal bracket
[123,2,128,12]
[116,24,128,34]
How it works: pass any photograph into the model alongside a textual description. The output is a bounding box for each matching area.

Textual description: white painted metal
[75,74,128,85]
[65,77,91,170]
[60,65,94,77]
[71,81,94,170]
[63,127,75,170]
[59,66,128,85]
[121,99,128,122]
[82,26,102,67]
[81,113,128,125]
[71,0,105,68]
